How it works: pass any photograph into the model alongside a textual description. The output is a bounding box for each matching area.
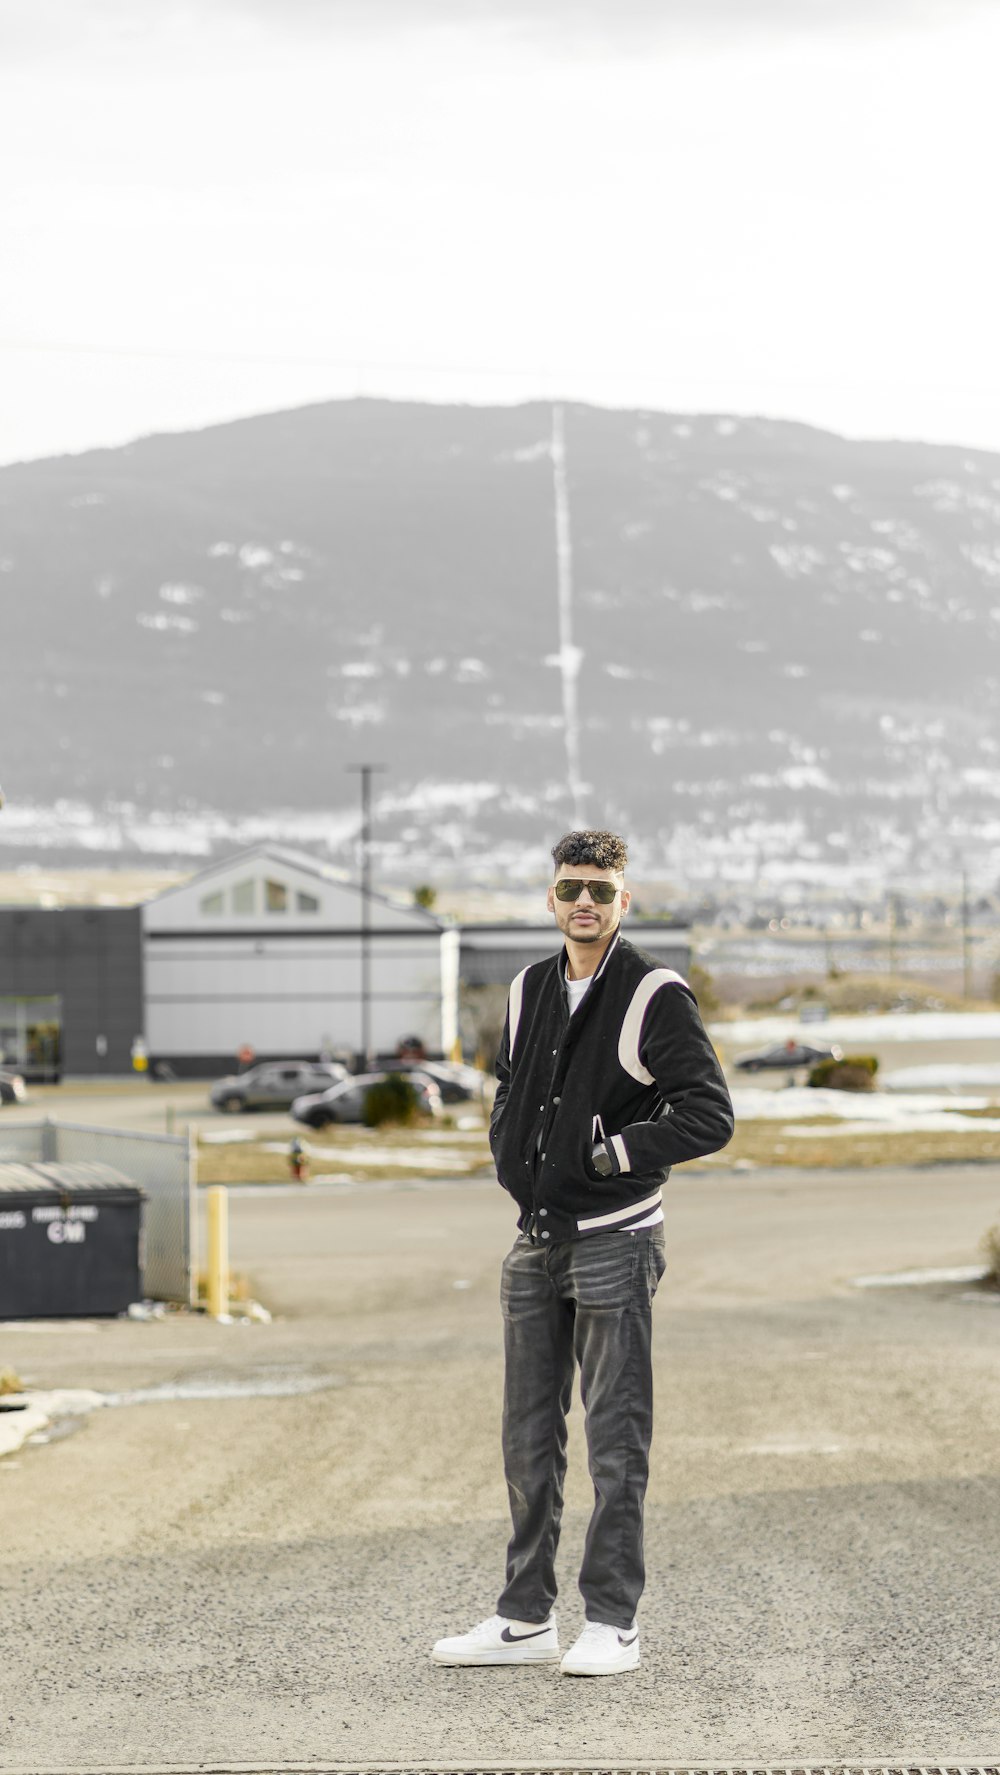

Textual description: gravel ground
[1,1164,999,1771]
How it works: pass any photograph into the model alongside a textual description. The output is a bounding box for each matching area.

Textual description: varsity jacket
[489,931,734,1242]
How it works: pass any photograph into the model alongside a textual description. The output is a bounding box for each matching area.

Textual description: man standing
[432,830,734,1677]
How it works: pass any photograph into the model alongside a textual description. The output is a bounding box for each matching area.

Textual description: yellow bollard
[205,1185,229,1319]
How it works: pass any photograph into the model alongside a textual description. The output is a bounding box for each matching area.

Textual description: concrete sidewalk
[1,1166,999,1769]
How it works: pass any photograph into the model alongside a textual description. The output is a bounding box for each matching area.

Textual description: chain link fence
[0,1123,48,1163]
[0,1119,194,1304]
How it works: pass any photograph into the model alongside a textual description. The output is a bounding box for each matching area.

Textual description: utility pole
[961,866,972,1000]
[551,403,586,825]
[347,763,385,1069]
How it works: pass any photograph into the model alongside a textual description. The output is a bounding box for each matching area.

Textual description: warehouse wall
[0,908,143,1076]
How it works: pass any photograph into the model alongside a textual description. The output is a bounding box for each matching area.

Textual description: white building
[142,844,459,1074]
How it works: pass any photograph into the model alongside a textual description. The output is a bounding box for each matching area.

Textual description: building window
[231,878,256,914]
[200,891,224,915]
[264,879,288,912]
[296,891,320,913]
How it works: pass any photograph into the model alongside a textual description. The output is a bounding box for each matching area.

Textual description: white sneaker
[431,1611,559,1666]
[560,1619,640,1676]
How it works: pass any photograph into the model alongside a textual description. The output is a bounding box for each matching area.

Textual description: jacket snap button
[539,1208,548,1217]
[553,1095,560,1104]
[541,1230,550,1239]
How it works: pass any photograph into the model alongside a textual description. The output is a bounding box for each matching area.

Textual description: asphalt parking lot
[1,1159,999,1771]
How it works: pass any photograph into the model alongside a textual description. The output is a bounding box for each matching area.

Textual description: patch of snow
[137,612,198,634]
[961,543,1000,580]
[159,583,203,605]
[239,544,274,569]
[731,1085,993,1124]
[840,545,897,574]
[685,591,733,613]
[770,543,824,578]
[263,1142,476,1171]
[852,1265,990,1288]
[69,492,105,507]
[883,1062,1000,1091]
[499,440,550,463]
[333,703,385,726]
[786,1113,1000,1136]
[777,764,832,790]
[208,541,235,556]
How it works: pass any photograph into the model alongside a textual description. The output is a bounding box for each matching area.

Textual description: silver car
[290,1070,443,1128]
[210,1060,349,1114]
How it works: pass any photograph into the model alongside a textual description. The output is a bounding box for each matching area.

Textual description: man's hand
[591,1140,621,1178]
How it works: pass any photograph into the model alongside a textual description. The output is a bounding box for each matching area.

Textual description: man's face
[546,861,630,945]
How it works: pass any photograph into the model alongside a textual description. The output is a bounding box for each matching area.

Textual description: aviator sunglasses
[554,877,621,904]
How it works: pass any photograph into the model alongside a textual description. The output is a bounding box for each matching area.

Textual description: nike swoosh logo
[618,1631,638,1645]
[500,1625,551,1642]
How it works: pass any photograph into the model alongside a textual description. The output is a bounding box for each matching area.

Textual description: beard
[558,913,620,945]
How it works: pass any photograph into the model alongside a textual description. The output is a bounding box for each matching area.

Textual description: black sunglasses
[554,877,620,904]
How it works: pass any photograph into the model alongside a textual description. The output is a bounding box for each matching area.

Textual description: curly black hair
[551,829,628,873]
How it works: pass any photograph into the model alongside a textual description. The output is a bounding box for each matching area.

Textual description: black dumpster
[0,1162,144,1318]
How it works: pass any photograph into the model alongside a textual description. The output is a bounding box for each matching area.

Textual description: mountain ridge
[2,397,999,892]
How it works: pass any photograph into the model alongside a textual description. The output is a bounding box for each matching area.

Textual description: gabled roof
[144,842,444,928]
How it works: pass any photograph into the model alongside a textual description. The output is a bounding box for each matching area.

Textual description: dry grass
[194,1111,1000,1185]
[709,1116,1000,1170]
[195,1122,493,1186]
[718,970,996,1018]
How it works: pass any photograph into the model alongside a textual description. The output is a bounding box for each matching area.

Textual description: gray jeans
[497,1223,666,1632]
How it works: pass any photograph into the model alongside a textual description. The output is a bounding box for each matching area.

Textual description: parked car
[0,1068,27,1107]
[388,1058,487,1103]
[734,1040,843,1073]
[291,1070,443,1128]
[210,1060,349,1114]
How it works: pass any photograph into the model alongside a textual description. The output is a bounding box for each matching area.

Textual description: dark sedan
[734,1040,843,1073]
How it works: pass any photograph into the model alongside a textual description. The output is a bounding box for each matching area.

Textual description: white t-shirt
[566,974,590,1014]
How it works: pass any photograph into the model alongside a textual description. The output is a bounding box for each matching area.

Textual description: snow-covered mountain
[2,398,998,889]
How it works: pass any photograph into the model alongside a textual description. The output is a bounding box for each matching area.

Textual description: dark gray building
[0,907,143,1079]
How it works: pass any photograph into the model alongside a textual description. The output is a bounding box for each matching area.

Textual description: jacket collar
[558,925,622,990]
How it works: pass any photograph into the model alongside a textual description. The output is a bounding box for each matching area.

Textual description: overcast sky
[2,0,998,464]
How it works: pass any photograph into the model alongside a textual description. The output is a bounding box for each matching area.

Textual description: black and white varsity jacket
[489,931,734,1242]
